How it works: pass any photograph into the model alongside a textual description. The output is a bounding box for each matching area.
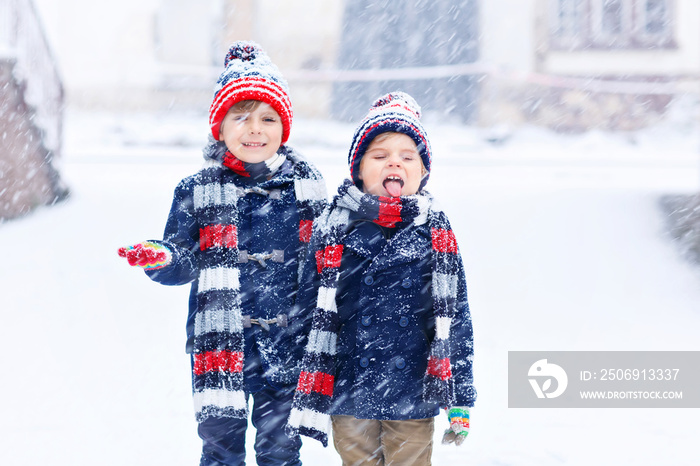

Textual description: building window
[549,0,675,50]
[550,0,587,48]
[636,0,673,45]
[590,0,633,47]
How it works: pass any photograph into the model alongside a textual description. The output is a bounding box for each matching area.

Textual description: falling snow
[2,1,700,464]
[1,104,699,465]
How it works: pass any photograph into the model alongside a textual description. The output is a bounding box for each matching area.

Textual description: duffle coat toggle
[239,186,282,199]
[238,249,284,267]
[241,314,289,331]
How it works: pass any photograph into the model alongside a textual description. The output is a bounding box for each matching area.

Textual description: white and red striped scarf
[191,139,326,422]
[286,179,460,446]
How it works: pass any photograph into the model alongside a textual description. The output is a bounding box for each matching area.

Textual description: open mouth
[383,175,404,197]
[242,142,266,147]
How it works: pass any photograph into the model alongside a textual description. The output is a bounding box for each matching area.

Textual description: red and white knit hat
[209,41,293,144]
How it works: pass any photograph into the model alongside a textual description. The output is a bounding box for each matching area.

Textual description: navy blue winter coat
[145,150,326,388]
[296,213,475,420]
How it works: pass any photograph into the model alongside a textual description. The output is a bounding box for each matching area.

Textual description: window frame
[634,0,675,46]
[548,0,676,50]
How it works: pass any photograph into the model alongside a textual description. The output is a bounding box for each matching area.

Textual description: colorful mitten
[118,242,172,270]
[441,406,470,446]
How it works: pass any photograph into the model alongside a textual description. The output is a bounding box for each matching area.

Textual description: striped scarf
[287,179,460,446]
[192,139,326,422]
[222,150,287,182]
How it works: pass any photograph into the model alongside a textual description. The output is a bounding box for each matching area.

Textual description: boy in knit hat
[286,92,476,465]
[118,41,326,465]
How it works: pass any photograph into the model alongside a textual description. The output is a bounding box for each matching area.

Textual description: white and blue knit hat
[209,41,293,144]
[348,91,432,186]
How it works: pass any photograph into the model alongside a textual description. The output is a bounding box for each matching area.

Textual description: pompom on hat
[348,91,432,188]
[209,41,293,144]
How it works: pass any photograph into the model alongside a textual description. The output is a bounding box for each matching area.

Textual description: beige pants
[331,415,434,466]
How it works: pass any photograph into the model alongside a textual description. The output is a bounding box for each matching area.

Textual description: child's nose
[387,154,402,166]
[248,119,262,133]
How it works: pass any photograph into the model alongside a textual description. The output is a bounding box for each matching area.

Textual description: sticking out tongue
[383,178,404,197]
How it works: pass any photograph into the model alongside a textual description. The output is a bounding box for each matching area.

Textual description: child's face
[358,132,424,197]
[218,102,283,163]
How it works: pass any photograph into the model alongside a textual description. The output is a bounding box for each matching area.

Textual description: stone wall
[0,58,68,222]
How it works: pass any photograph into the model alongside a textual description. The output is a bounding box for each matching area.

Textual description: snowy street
[1,109,700,465]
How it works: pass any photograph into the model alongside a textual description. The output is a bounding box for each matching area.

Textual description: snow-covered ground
[1,106,699,465]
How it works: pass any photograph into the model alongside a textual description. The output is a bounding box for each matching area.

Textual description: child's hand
[118,242,172,269]
[441,406,470,446]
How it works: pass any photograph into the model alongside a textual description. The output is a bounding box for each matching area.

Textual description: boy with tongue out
[287,92,476,465]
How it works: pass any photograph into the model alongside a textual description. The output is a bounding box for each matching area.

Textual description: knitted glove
[118,242,172,270]
[441,407,470,446]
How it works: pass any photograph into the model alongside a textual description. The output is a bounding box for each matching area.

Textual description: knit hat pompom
[348,91,432,189]
[210,41,293,144]
[224,41,259,66]
[370,92,422,120]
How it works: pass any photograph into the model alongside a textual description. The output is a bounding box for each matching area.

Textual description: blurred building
[1,0,68,221]
[28,0,700,131]
[329,0,479,122]
[481,0,700,131]
[4,1,695,221]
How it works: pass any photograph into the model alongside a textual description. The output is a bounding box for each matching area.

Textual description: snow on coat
[295,212,476,420]
[144,142,326,421]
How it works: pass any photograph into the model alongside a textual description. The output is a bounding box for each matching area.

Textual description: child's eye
[263,117,278,123]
